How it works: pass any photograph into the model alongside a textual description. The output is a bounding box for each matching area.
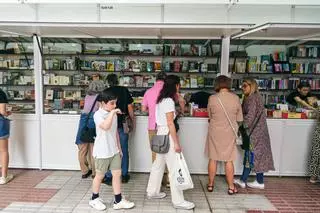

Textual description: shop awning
[0,22,253,39]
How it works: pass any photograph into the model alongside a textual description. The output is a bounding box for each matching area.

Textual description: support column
[33,35,43,170]
[220,36,230,76]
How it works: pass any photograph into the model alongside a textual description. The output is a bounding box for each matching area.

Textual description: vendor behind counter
[286,82,317,110]
[185,91,211,108]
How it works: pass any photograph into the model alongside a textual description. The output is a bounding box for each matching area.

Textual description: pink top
[82,94,99,114]
[142,81,164,130]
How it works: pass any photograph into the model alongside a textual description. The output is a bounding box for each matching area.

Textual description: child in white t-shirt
[89,89,135,211]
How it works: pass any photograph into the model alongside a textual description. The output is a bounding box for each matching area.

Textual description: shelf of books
[0,42,35,114]
[230,41,320,107]
[42,39,221,114]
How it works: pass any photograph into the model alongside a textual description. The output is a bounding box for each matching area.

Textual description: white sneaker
[147,192,167,199]
[113,198,135,210]
[247,180,265,189]
[89,198,106,211]
[234,179,246,188]
[0,174,13,185]
[173,200,195,210]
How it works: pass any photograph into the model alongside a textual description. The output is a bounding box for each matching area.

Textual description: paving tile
[1,170,320,212]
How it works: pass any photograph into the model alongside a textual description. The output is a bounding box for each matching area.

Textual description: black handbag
[240,110,263,150]
[80,97,98,143]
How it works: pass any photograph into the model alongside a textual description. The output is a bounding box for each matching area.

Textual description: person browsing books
[286,82,315,110]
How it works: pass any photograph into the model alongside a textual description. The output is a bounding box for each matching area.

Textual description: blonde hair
[243,78,259,97]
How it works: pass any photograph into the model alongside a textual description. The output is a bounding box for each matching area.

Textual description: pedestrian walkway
[0,169,319,213]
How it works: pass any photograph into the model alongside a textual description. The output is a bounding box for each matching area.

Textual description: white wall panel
[100,4,162,23]
[292,0,320,5]
[228,5,292,25]
[280,119,315,176]
[238,0,292,5]
[294,7,320,23]
[38,4,98,22]
[0,4,36,21]
[8,115,40,169]
[164,5,227,23]
[41,115,80,170]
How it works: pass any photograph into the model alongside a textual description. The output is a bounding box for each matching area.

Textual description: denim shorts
[0,116,10,139]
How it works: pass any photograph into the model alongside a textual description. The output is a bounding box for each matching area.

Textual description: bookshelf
[0,42,35,114]
[230,41,320,107]
[41,39,221,114]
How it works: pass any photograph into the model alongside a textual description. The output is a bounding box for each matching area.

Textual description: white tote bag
[173,153,194,190]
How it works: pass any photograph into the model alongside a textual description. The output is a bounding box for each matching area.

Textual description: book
[107,61,115,72]
[92,61,106,71]
[46,89,54,100]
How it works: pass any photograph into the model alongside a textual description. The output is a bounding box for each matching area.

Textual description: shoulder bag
[150,124,170,154]
[150,133,170,154]
[217,96,243,146]
[80,97,98,143]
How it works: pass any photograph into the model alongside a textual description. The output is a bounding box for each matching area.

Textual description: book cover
[46,89,54,100]
[92,61,106,71]
[107,61,115,72]
[190,75,198,88]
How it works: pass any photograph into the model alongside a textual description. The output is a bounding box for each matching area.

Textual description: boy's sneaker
[234,179,246,188]
[247,180,265,189]
[0,174,13,185]
[89,198,106,211]
[173,200,195,210]
[113,198,135,210]
[147,192,167,199]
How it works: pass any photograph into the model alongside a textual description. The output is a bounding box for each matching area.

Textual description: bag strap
[84,95,98,126]
[217,96,238,138]
[249,110,263,136]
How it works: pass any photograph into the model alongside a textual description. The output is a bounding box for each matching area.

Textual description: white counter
[7,115,317,176]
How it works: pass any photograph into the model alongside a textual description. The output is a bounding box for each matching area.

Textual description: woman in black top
[0,89,13,184]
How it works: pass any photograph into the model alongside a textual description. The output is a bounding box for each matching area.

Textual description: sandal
[227,186,238,195]
[207,184,214,192]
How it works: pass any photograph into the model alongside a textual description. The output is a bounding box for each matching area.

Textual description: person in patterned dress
[308,107,320,183]
[234,78,274,190]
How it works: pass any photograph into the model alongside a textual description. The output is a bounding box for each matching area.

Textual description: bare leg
[92,172,104,194]
[225,161,236,191]
[111,170,122,195]
[0,139,9,177]
[208,159,217,187]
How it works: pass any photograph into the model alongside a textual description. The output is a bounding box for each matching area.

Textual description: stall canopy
[0,22,253,40]
[231,23,320,45]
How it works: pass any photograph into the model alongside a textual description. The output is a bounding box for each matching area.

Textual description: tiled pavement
[0,169,320,213]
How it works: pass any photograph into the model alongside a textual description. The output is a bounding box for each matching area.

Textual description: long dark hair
[157,75,180,104]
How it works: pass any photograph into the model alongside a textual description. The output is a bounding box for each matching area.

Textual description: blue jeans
[105,128,129,179]
[240,167,264,184]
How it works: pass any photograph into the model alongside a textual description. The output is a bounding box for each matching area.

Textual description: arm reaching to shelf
[294,96,316,110]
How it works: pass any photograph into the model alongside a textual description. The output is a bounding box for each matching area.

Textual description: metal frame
[231,22,320,40]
